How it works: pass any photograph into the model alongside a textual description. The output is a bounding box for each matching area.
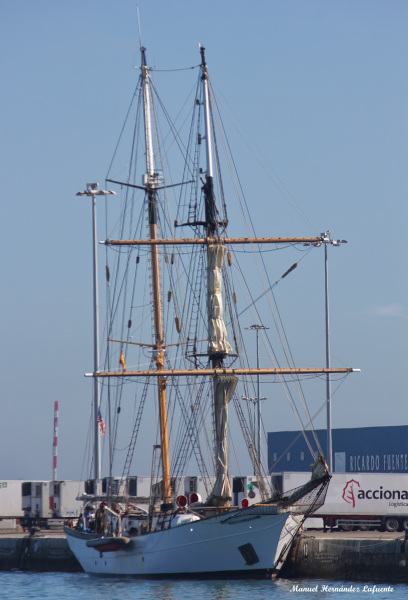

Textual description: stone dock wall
[282,532,408,582]
[0,533,80,572]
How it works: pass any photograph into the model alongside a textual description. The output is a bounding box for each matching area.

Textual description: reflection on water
[0,572,407,600]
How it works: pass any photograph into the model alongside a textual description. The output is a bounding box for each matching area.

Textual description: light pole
[76,183,116,483]
[245,324,269,463]
[321,232,347,472]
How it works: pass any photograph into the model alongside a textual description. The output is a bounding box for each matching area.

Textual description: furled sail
[207,243,235,505]
[207,374,238,505]
[207,244,232,356]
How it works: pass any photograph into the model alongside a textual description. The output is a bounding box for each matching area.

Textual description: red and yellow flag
[120,350,126,373]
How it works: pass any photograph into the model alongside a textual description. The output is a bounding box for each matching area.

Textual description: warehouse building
[267,425,408,474]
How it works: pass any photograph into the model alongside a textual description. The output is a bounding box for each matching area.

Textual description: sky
[1,0,407,482]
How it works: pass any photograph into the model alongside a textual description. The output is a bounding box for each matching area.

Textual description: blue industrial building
[267,425,408,474]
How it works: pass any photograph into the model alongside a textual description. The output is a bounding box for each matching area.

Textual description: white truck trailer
[0,480,25,523]
[22,480,85,524]
[50,480,85,518]
[282,471,408,532]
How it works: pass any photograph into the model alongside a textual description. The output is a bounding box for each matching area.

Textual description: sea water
[0,572,406,600]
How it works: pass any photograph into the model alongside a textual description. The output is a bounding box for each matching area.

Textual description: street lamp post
[321,232,347,472]
[76,183,116,484]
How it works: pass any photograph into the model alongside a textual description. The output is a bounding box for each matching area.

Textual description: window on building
[287,452,291,462]
[300,452,304,461]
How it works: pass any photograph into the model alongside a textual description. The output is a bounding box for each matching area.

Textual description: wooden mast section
[141,47,172,508]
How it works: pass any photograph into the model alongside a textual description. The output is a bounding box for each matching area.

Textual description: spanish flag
[120,349,126,373]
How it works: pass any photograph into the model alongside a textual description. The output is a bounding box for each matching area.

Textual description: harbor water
[0,572,406,600]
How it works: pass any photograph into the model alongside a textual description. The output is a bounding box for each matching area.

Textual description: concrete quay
[282,530,408,583]
[0,529,407,580]
[0,530,80,572]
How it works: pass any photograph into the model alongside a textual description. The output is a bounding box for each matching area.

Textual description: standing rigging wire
[221,243,323,460]
[151,69,236,484]
[206,87,228,230]
[102,213,145,477]
[169,64,275,482]
[163,241,216,485]
[164,246,220,487]
[208,84,317,384]
[170,379,213,492]
[103,107,144,345]
[174,78,200,227]
[205,80,325,458]
[150,78,197,185]
[119,365,153,491]
[102,58,206,486]
[99,63,162,479]
[105,85,142,186]
[259,253,324,456]
[268,381,343,476]
[210,80,319,236]
[251,287,323,457]
[231,245,313,322]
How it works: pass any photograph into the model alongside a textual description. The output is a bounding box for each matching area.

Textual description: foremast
[200,45,237,507]
[141,47,172,508]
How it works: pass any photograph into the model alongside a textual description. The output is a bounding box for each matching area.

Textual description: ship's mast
[200,44,229,367]
[140,47,172,507]
[200,46,237,507]
[200,45,217,239]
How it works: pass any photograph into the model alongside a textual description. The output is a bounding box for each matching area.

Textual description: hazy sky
[1,0,407,481]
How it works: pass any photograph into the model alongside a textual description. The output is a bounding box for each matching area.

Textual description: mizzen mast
[140,47,172,508]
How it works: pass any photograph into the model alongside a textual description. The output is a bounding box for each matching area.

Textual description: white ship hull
[65,509,301,578]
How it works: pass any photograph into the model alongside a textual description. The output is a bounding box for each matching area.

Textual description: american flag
[97,410,106,437]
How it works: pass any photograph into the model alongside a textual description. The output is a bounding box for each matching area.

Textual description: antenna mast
[137,5,143,49]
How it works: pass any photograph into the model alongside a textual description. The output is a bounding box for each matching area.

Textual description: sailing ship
[65,44,356,579]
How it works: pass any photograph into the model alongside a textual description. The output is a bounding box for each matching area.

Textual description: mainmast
[200,46,237,506]
[200,45,232,366]
[141,47,172,508]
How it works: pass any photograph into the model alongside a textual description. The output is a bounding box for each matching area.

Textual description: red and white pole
[52,400,59,481]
